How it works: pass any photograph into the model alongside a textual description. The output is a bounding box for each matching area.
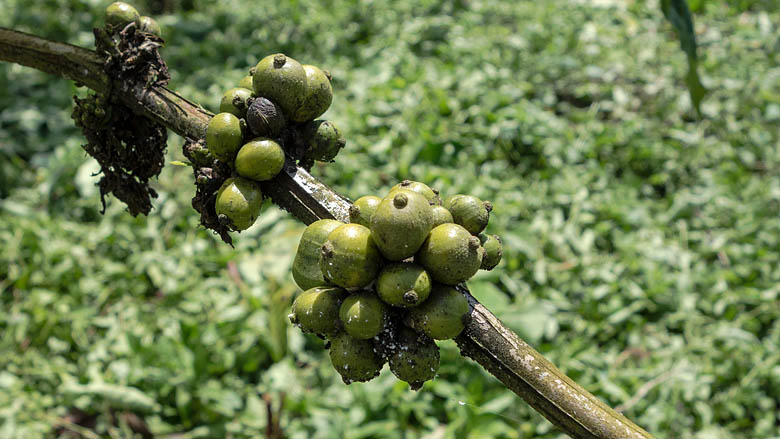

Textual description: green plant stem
[0,27,654,439]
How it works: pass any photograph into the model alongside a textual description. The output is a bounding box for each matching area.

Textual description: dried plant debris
[182,138,234,245]
[72,92,166,216]
[72,20,170,216]
[95,20,170,88]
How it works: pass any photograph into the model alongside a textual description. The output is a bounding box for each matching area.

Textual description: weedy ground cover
[1,1,778,438]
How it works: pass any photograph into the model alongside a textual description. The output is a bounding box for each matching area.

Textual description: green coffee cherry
[370,191,434,261]
[416,223,483,285]
[376,262,431,307]
[389,327,440,390]
[138,16,161,37]
[388,180,439,204]
[215,177,263,231]
[328,333,384,384]
[290,286,348,337]
[349,195,381,227]
[479,234,503,270]
[238,75,253,91]
[292,219,343,290]
[319,224,383,289]
[291,64,333,122]
[338,291,389,339]
[444,194,492,235]
[219,88,252,119]
[105,2,140,29]
[235,138,285,182]
[206,112,244,162]
[299,120,346,162]
[252,54,307,117]
[406,284,470,340]
[431,205,454,228]
[246,97,286,138]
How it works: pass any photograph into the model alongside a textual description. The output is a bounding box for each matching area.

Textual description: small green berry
[105,2,140,29]
[206,112,244,162]
[215,177,263,231]
[235,138,285,182]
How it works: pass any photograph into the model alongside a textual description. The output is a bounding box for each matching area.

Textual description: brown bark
[0,27,654,439]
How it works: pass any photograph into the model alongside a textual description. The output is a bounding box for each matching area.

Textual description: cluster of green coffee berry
[204,53,346,232]
[289,180,503,388]
[104,2,161,37]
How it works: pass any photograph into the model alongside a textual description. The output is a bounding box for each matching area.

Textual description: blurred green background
[1,0,778,438]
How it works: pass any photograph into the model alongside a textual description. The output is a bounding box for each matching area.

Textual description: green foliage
[661,0,707,115]
[1,0,779,438]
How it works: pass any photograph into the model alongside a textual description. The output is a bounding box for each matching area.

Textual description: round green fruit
[479,234,503,270]
[329,333,384,384]
[416,223,483,285]
[105,2,140,29]
[370,191,433,261]
[219,87,252,119]
[388,180,439,204]
[235,138,285,182]
[376,262,431,307]
[349,195,381,227]
[206,112,244,162]
[389,327,440,390]
[406,284,470,340]
[292,219,343,290]
[238,75,253,91]
[299,120,346,162]
[215,177,263,231]
[291,64,333,122]
[246,97,286,138]
[138,16,161,37]
[289,286,348,337]
[319,224,383,289]
[339,291,389,339]
[444,194,492,235]
[430,205,454,228]
[252,54,307,117]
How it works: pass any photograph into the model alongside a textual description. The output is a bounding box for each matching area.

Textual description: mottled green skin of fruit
[479,234,503,270]
[430,205,454,228]
[388,180,438,204]
[246,97,285,137]
[291,65,333,122]
[329,333,384,384]
[252,54,307,117]
[444,194,491,235]
[290,287,347,337]
[292,219,343,290]
[300,120,346,162]
[349,195,381,227]
[238,75,253,91]
[235,138,285,182]
[219,88,252,118]
[338,292,388,339]
[416,223,483,285]
[105,2,140,28]
[138,16,161,37]
[330,332,384,384]
[376,262,431,307]
[206,113,244,162]
[389,327,440,389]
[407,284,470,340]
[319,224,383,289]
[370,192,433,261]
[215,177,263,231]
